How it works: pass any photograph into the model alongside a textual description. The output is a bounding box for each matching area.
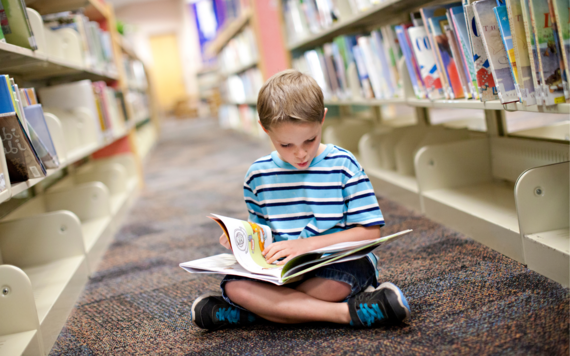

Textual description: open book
[179,214,412,285]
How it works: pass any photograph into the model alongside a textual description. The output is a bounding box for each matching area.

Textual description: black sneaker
[191,293,257,330]
[348,282,410,327]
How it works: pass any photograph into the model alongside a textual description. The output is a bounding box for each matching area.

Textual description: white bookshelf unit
[277,0,570,287]
[0,1,159,355]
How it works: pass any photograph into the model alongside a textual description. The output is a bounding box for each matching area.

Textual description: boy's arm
[263,225,380,264]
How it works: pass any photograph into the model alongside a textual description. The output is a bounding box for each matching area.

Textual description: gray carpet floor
[50,118,569,355]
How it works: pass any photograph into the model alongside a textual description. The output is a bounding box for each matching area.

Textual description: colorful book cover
[528,0,565,105]
[449,6,479,99]
[420,4,462,99]
[407,26,445,100]
[495,5,523,102]
[506,0,537,105]
[548,0,569,100]
[0,0,37,50]
[473,0,519,104]
[551,0,569,92]
[444,16,471,98]
[395,25,427,99]
[429,15,465,99]
[465,4,499,101]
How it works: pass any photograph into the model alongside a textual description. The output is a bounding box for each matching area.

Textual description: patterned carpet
[50,118,569,355]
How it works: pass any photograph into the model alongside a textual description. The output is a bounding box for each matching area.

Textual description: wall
[114,0,202,96]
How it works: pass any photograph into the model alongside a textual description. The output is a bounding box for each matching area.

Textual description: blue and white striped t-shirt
[243,144,384,274]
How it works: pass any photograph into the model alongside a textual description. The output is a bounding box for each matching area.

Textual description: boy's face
[265,119,325,170]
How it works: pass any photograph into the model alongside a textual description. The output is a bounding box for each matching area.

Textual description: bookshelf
[0,1,159,355]
[276,0,569,288]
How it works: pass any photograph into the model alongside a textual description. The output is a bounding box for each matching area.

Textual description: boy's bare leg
[225,278,352,324]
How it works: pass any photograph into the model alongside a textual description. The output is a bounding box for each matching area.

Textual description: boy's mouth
[297,161,308,168]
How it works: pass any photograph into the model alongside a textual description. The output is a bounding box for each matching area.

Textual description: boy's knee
[297,278,352,302]
[224,280,251,302]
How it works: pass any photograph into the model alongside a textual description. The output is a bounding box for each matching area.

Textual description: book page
[211,214,281,276]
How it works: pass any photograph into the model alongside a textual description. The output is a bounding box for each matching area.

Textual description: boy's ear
[321,108,328,125]
[258,120,269,133]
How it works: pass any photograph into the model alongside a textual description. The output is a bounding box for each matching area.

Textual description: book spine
[495,5,523,102]
[551,0,570,92]
[357,36,384,98]
[506,0,537,105]
[521,0,544,104]
[528,0,565,105]
[450,8,480,99]
[465,4,499,102]
[395,25,423,99]
[352,45,375,99]
[473,0,519,104]
[422,10,453,99]
[445,17,471,99]
[548,0,569,100]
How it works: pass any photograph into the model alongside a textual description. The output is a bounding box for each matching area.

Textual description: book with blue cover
[449,6,479,99]
[24,104,60,169]
[395,24,427,99]
[494,4,522,102]
[465,3,499,101]
[506,0,537,105]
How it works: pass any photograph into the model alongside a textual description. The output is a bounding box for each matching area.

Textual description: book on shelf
[465,3,499,101]
[547,0,569,100]
[527,0,565,105]
[420,4,460,100]
[23,104,60,169]
[473,0,519,104]
[179,214,412,285]
[495,4,523,101]
[445,19,471,99]
[395,24,427,99]
[351,45,375,99]
[505,0,537,106]
[0,4,4,43]
[448,6,480,99]
[357,35,386,99]
[407,26,446,100]
[0,76,46,182]
[520,0,545,105]
[0,0,37,50]
[550,0,569,96]
[372,29,399,98]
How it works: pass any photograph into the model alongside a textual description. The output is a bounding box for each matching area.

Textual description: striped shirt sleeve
[343,170,384,227]
[243,172,268,225]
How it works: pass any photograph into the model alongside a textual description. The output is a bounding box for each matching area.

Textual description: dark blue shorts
[220,257,379,311]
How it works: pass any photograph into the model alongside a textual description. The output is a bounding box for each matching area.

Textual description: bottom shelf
[23,256,88,355]
[0,330,41,356]
[422,181,523,262]
[365,166,421,212]
[524,228,570,287]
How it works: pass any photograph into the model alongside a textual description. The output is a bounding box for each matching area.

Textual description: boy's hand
[263,239,313,265]
[219,233,231,250]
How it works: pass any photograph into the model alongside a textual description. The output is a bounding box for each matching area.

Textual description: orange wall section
[252,0,290,79]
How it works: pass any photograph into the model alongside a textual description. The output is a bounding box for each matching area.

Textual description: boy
[191,70,410,330]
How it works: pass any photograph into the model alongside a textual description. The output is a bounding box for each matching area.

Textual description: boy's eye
[280,144,290,148]
[306,137,316,143]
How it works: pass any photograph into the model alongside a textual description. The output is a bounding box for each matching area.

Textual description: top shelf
[25,0,110,20]
[0,42,118,82]
[205,9,251,57]
[287,0,451,51]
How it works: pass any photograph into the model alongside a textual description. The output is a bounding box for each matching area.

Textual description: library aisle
[49,118,568,355]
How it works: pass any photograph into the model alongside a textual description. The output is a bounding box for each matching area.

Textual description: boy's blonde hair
[257,69,324,130]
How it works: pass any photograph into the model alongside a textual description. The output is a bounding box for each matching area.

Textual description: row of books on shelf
[291,0,570,108]
[0,0,116,73]
[283,0,388,44]
[218,0,251,22]
[0,75,139,189]
[219,103,264,138]
[219,26,258,75]
[123,58,148,91]
[222,67,263,103]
